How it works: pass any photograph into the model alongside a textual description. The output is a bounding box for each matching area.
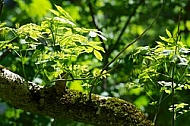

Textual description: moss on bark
[0,67,154,126]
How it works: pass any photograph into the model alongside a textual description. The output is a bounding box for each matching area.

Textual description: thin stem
[87,0,106,52]
[0,0,3,16]
[20,51,27,81]
[101,1,164,73]
[153,91,164,124]
[171,63,175,126]
[0,48,11,62]
[89,78,98,101]
[108,0,145,55]
[88,1,164,101]
[50,19,56,47]
[171,8,182,126]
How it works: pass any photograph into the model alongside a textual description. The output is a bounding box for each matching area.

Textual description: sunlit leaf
[134,95,150,108]
[93,45,105,52]
[175,87,182,90]
[176,103,188,109]
[149,101,158,106]
[179,48,190,54]
[50,9,59,16]
[85,47,93,53]
[89,31,97,37]
[97,33,107,41]
[165,89,171,94]
[156,41,165,46]
[0,22,6,28]
[93,50,103,61]
[18,0,52,19]
[88,41,102,45]
[93,68,101,77]
[185,20,190,31]
[81,83,91,88]
[55,5,74,22]
[166,29,172,38]
[159,36,170,42]
[54,17,75,26]
[184,84,190,89]
[70,80,83,92]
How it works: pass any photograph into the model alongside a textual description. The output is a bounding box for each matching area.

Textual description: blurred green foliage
[1,0,190,125]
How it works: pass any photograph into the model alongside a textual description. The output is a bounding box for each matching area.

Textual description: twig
[0,48,11,62]
[53,77,94,82]
[87,0,107,52]
[88,0,164,101]
[88,0,108,90]
[0,0,3,16]
[171,8,182,126]
[108,0,145,55]
[101,1,164,73]
[153,91,164,124]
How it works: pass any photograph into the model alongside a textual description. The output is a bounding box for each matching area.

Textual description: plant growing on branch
[0,2,165,125]
[131,28,190,125]
[0,5,108,93]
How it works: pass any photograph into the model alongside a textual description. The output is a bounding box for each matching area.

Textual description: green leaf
[149,101,158,106]
[93,45,105,52]
[166,29,172,38]
[50,9,59,16]
[165,89,171,94]
[156,41,165,46]
[88,41,102,45]
[70,80,84,92]
[89,31,97,37]
[89,31,107,40]
[93,50,103,61]
[175,103,188,110]
[85,47,93,53]
[55,5,74,22]
[18,0,52,19]
[88,42,105,52]
[97,33,107,41]
[159,36,170,42]
[184,84,190,89]
[53,17,75,27]
[81,83,91,88]
[134,95,150,108]
[0,22,6,28]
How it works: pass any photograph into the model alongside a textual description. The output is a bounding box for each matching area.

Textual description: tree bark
[0,67,154,126]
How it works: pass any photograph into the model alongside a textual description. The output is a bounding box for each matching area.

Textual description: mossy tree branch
[0,67,154,126]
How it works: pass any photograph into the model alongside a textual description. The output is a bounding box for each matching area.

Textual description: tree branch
[0,66,154,125]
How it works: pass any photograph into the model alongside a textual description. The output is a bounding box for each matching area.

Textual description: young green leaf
[55,5,74,22]
[93,49,103,61]
[166,29,172,38]
[159,36,170,42]
[49,9,60,16]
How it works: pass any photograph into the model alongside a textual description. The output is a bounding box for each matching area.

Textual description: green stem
[101,1,164,74]
[153,91,164,124]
